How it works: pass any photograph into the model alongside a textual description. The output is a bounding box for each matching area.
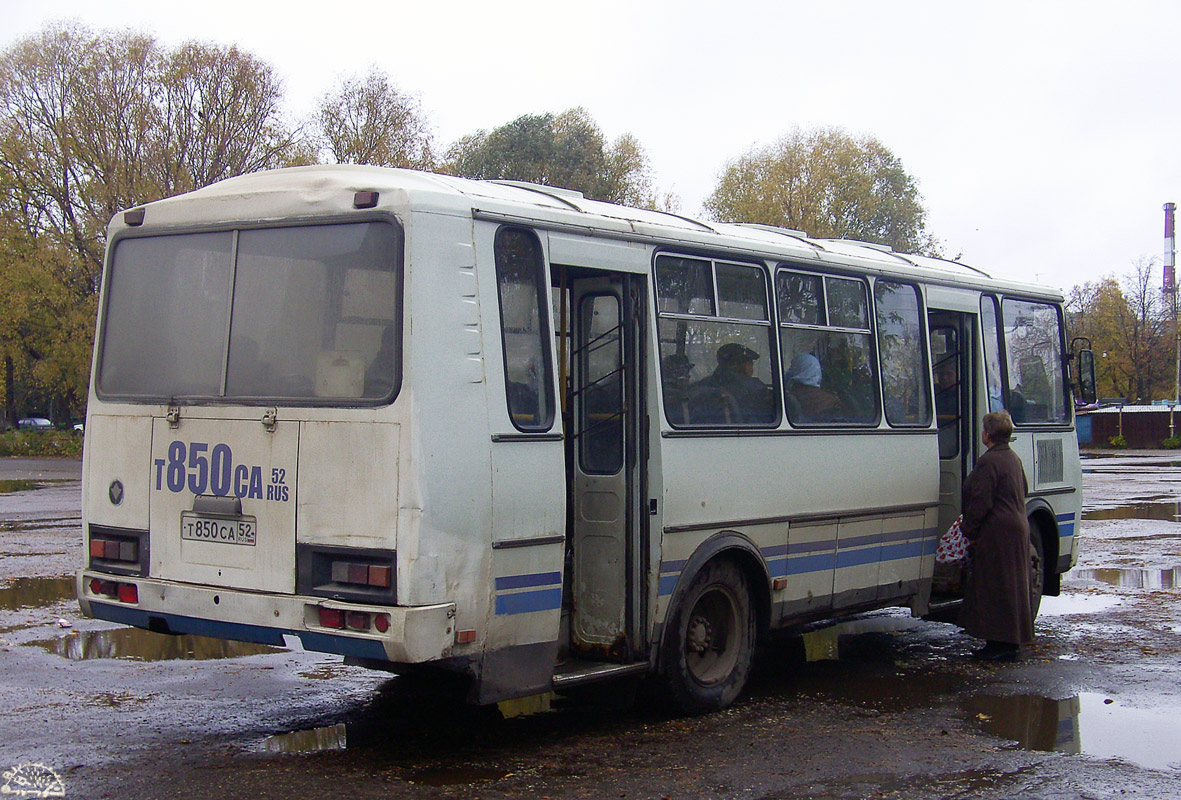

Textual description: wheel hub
[687,615,713,654]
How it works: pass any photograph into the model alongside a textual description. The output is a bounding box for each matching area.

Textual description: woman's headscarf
[785,352,823,388]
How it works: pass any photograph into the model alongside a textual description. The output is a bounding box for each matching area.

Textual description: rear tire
[661,559,755,714]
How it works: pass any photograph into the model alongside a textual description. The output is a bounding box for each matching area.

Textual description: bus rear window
[98,221,402,404]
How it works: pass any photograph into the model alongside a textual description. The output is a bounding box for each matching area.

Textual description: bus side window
[875,281,931,427]
[494,228,555,431]
[777,270,879,426]
[655,256,777,428]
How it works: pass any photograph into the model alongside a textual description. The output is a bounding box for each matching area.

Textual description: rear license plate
[180,512,257,546]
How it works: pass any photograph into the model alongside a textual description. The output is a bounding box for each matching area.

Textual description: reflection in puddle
[0,480,38,494]
[264,724,347,754]
[1074,567,1181,589]
[0,576,76,610]
[34,628,283,661]
[1039,594,1124,616]
[966,693,1181,771]
[801,615,925,662]
[408,766,509,786]
[1083,502,1181,522]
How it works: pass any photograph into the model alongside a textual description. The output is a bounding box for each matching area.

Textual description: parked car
[17,417,53,431]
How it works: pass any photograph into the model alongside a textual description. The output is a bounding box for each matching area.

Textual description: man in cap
[693,342,775,424]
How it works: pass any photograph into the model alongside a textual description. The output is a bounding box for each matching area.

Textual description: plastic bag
[935,514,971,566]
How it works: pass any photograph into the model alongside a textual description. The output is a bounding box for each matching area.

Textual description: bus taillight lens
[117,584,138,604]
[346,612,370,631]
[318,608,345,629]
[374,614,390,633]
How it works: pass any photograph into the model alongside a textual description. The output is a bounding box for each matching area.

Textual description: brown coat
[958,442,1034,644]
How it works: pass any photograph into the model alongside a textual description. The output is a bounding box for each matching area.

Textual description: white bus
[77,166,1093,713]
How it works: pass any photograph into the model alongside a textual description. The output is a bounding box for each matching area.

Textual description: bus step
[552,659,648,689]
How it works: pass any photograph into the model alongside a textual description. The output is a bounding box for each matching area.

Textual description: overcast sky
[3,1,1178,293]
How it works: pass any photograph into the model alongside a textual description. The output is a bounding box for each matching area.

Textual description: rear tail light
[88,578,138,604]
[87,527,145,574]
[374,614,390,633]
[318,608,346,629]
[346,612,370,631]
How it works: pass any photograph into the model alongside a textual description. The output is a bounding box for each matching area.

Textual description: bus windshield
[98,221,401,404]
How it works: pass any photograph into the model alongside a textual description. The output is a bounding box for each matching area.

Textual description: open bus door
[928,310,978,602]
[559,268,648,666]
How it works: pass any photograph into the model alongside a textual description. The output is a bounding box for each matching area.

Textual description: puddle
[264,723,347,754]
[1039,593,1124,616]
[33,628,284,661]
[1073,567,1181,589]
[801,615,925,661]
[1083,502,1181,522]
[966,693,1181,771]
[0,576,76,610]
[0,480,38,493]
[407,766,509,786]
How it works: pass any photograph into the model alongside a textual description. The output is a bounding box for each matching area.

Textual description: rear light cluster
[297,545,396,605]
[90,536,138,563]
[89,578,138,604]
[87,526,148,576]
[317,607,390,634]
[331,561,391,589]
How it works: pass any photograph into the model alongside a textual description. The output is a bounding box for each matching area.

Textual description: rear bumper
[76,571,456,663]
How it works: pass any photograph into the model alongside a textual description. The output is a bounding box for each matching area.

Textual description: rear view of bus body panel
[77,179,473,667]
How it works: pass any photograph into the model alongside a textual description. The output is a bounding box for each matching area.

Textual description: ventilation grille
[1036,438,1064,485]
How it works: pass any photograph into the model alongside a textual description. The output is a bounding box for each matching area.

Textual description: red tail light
[318,608,345,629]
[374,614,390,633]
[117,584,138,604]
[346,612,370,631]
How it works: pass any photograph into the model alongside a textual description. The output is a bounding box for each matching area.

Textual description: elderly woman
[959,410,1034,661]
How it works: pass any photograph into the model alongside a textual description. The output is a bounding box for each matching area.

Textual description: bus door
[928,311,977,534]
[565,271,647,662]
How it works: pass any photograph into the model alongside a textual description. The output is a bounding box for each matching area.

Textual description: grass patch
[0,430,83,458]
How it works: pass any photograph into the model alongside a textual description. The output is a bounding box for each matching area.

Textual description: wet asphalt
[1,454,1180,798]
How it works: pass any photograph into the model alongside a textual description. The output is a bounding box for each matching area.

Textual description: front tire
[661,559,755,714]
[1029,526,1045,619]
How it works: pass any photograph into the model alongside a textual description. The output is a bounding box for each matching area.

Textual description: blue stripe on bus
[1055,512,1077,539]
[495,587,562,615]
[658,527,937,597]
[495,571,562,591]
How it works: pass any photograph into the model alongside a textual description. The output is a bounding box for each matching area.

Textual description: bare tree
[316,67,433,169]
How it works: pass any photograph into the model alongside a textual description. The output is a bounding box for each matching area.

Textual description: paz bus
[77,166,1093,713]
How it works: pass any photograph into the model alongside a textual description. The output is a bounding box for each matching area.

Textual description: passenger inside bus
[689,343,775,425]
[661,353,695,426]
[783,352,840,422]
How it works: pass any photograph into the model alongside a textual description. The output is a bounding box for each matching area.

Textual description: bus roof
[118,164,1063,302]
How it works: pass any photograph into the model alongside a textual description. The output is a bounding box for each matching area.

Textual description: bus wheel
[661,559,755,714]
[1029,525,1045,619]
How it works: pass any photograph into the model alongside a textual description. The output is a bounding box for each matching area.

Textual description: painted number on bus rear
[153,441,290,501]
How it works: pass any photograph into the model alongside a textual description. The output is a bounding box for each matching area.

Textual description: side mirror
[1077,349,1096,404]
[1071,337,1096,405]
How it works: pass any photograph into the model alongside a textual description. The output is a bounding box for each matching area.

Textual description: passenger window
[1001,299,1067,424]
[777,269,879,426]
[875,281,931,427]
[494,228,555,431]
[656,255,777,427]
